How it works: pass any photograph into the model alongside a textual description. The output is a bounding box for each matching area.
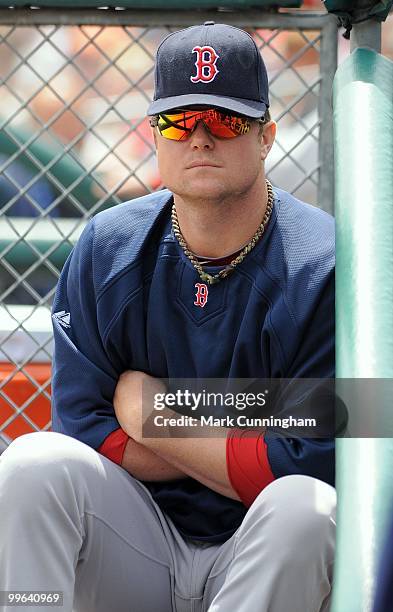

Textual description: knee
[240,475,336,558]
[0,432,99,496]
[258,474,336,523]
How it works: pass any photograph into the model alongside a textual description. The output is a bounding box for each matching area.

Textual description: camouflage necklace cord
[171,179,274,285]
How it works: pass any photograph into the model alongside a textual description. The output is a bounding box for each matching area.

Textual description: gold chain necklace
[171,179,274,285]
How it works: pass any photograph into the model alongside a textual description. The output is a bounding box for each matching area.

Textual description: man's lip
[186,161,221,169]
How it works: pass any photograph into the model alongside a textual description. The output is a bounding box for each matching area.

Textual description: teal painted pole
[333,48,393,611]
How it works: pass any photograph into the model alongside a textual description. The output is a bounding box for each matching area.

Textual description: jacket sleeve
[264,270,335,487]
[51,220,123,450]
[97,428,130,464]
[227,270,335,507]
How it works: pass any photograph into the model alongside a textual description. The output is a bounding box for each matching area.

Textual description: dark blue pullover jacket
[51,187,335,542]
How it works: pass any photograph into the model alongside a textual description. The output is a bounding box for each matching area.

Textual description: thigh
[73,461,176,612]
[203,476,336,612]
[73,483,176,612]
[1,432,176,612]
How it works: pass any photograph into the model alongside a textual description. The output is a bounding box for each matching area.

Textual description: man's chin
[174,181,232,203]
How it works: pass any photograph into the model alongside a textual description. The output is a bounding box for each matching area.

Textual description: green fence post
[332,45,393,611]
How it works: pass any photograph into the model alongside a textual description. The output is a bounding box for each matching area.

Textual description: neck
[172,176,269,258]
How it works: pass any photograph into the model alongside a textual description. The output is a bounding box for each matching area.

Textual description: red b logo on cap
[191,46,219,83]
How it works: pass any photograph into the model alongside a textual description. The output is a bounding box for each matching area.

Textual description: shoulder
[76,189,172,247]
[92,189,172,241]
[256,188,334,330]
[265,188,334,281]
[69,189,173,290]
[94,189,172,224]
[273,187,334,258]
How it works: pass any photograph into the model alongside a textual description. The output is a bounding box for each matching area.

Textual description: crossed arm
[113,370,240,501]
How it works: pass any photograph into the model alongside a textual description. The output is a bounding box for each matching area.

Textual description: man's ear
[260,120,277,161]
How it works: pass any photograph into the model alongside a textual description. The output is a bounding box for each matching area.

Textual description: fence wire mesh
[0,11,337,444]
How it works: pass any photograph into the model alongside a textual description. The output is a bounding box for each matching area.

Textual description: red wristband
[226,429,275,507]
[98,428,129,465]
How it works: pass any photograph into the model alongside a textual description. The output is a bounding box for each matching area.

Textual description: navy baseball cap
[147,22,269,119]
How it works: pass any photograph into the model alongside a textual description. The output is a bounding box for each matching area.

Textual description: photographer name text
[153,414,316,429]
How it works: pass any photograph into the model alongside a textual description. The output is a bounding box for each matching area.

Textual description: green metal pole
[332,47,393,611]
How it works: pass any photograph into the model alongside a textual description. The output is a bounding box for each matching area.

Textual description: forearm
[143,435,240,500]
[121,436,186,481]
[114,370,239,498]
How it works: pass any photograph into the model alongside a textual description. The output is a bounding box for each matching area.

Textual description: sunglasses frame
[149,108,265,141]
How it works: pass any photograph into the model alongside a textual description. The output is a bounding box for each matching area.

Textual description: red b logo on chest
[194,283,209,308]
[191,46,219,83]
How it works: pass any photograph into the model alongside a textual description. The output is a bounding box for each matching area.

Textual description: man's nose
[189,121,215,149]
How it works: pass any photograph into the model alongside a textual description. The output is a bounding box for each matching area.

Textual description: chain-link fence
[0,8,337,445]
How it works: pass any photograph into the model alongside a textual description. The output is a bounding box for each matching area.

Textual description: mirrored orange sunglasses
[150,108,252,141]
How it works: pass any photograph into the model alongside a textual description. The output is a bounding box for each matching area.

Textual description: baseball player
[0,22,336,612]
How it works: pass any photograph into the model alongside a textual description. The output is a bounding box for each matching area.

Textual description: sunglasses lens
[156,110,250,141]
[203,110,250,138]
[157,113,195,141]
